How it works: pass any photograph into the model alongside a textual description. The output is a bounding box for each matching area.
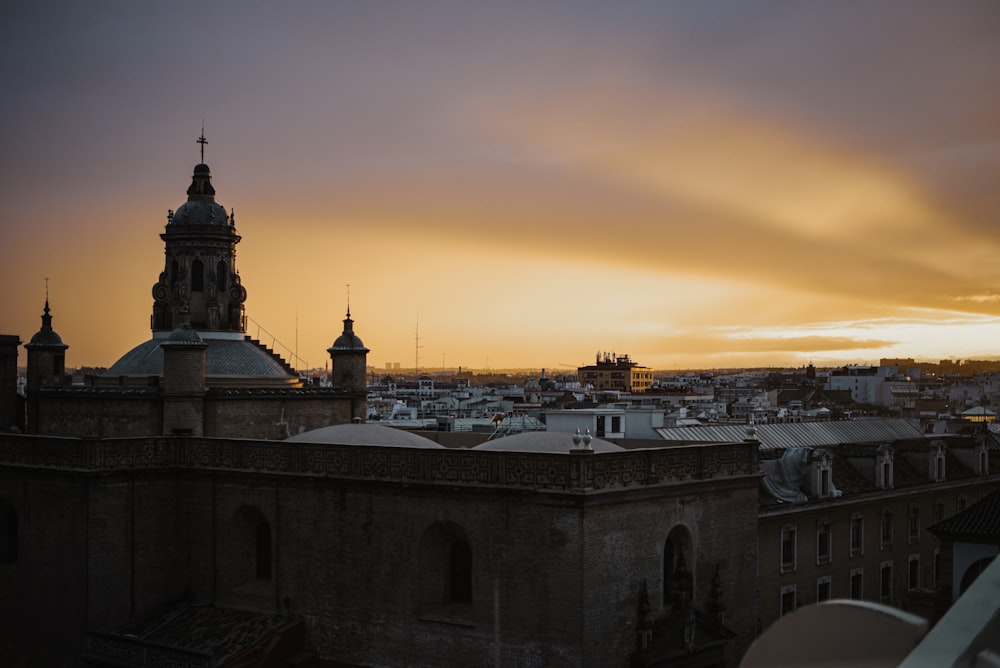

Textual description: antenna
[197,123,207,163]
[415,315,423,376]
[44,276,49,301]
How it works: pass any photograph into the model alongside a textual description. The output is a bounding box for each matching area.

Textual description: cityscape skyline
[2,2,1000,371]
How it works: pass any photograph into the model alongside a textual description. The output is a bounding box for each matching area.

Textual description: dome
[26,301,67,349]
[168,163,229,226]
[474,431,624,453]
[105,335,297,385]
[286,423,445,448]
[327,311,369,353]
[28,327,65,347]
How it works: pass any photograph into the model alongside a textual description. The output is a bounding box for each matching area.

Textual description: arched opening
[0,500,16,564]
[191,259,204,293]
[230,505,272,586]
[216,260,227,293]
[959,556,995,595]
[419,522,473,613]
[663,525,693,608]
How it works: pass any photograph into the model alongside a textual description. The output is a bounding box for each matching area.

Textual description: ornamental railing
[0,434,757,492]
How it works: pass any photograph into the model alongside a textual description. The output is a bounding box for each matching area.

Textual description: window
[780,585,797,616]
[781,525,797,573]
[216,260,227,293]
[816,577,832,603]
[418,522,473,615]
[850,569,863,600]
[611,416,621,433]
[880,510,893,549]
[908,506,920,544]
[908,555,920,590]
[933,549,941,588]
[934,499,945,523]
[664,526,694,607]
[191,258,204,292]
[816,520,831,565]
[821,468,831,497]
[880,561,893,603]
[850,514,864,557]
[957,496,967,512]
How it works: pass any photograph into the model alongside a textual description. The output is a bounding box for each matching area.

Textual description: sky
[2,1,1000,372]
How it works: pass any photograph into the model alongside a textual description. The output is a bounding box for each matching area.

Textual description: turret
[327,309,369,418]
[24,299,69,433]
[160,323,208,435]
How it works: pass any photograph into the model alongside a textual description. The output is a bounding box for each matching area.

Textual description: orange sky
[2,2,1000,371]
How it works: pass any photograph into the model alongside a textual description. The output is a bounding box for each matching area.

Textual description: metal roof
[655,418,925,451]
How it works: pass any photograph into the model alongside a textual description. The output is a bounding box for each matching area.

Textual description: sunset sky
[2,2,1000,372]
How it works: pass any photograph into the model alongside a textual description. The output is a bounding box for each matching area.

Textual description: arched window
[0,500,17,564]
[216,260,227,293]
[191,259,204,292]
[419,522,473,613]
[663,525,694,607]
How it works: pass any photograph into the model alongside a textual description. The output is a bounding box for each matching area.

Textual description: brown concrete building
[577,352,654,393]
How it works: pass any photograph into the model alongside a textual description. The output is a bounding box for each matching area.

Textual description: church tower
[151,133,247,333]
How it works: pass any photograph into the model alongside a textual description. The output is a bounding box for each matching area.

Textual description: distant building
[578,352,653,393]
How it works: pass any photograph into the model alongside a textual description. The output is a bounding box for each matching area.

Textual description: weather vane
[346,283,351,317]
[197,122,207,163]
[44,276,49,300]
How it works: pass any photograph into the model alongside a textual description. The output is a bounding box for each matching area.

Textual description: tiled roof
[127,604,285,663]
[655,418,925,451]
[106,337,295,379]
[928,486,1000,539]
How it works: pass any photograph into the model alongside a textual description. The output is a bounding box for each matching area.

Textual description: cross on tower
[197,127,207,163]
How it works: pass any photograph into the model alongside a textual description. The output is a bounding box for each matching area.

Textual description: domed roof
[105,334,296,384]
[168,163,230,227]
[26,301,68,349]
[327,311,369,353]
[286,423,444,448]
[474,431,624,453]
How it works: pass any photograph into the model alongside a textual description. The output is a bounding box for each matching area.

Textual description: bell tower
[151,132,247,333]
